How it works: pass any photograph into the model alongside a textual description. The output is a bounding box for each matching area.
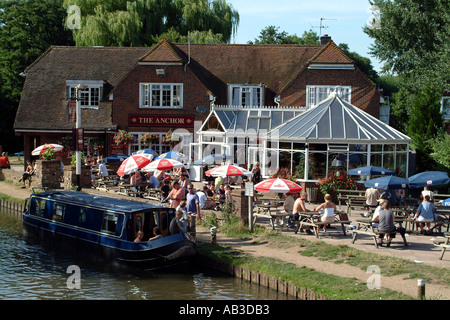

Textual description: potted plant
[139,133,159,146]
[41,148,56,161]
[113,130,133,146]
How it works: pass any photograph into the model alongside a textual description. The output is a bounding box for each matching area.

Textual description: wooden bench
[431,232,450,260]
[294,211,351,237]
[351,219,407,248]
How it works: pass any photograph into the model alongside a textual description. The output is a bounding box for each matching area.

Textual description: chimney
[320,34,331,45]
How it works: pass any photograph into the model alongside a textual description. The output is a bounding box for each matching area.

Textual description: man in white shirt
[365,187,379,209]
[98,161,109,179]
[197,185,216,210]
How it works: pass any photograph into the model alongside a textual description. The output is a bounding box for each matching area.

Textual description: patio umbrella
[132,148,158,160]
[347,166,395,176]
[205,164,253,178]
[156,151,188,163]
[142,158,184,172]
[193,154,233,165]
[31,144,64,156]
[101,154,129,164]
[255,178,303,194]
[364,175,410,190]
[408,171,450,189]
[116,155,152,177]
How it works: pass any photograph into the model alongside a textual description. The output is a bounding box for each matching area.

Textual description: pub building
[15,35,410,182]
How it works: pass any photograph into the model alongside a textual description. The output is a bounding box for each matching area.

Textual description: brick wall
[112,64,211,134]
[281,67,382,117]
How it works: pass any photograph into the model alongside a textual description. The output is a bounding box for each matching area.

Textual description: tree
[406,82,444,171]
[429,130,450,170]
[0,0,74,152]
[63,0,239,46]
[249,26,319,45]
[338,43,379,84]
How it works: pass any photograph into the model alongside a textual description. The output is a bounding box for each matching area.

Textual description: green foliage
[0,0,73,152]
[249,26,319,45]
[63,0,239,46]
[70,152,85,166]
[429,130,450,170]
[41,148,56,161]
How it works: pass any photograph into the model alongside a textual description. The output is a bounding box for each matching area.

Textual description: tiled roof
[14,46,150,131]
[174,43,323,96]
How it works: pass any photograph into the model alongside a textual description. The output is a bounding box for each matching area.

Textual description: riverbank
[0,172,449,300]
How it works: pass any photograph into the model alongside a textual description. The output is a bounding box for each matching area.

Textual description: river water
[0,210,293,300]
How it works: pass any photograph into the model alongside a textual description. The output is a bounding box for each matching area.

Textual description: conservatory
[193,93,411,181]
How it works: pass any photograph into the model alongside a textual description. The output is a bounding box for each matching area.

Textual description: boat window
[78,207,87,224]
[53,204,65,221]
[135,215,143,232]
[101,212,118,234]
[32,199,46,217]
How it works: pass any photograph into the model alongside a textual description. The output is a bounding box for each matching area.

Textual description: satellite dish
[196,106,207,114]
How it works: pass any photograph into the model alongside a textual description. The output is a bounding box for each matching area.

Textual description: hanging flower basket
[162,129,178,147]
[113,130,133,146]
[139,133,160,146]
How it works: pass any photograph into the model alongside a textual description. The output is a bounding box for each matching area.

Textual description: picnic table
[96,179,116,192]
[350,218,408,248]
[294,211,351,237]
[253,201,283,229]
[116,184,145,197]
[431,232,450,260]
[143,187,162,201]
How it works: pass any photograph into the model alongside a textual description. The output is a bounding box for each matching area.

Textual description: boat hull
[23,215,195,271]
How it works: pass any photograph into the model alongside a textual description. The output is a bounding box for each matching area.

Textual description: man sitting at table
[197,185,216,210]
[275,192,295,227]
[293,193,312,234]
[145,171,160,188]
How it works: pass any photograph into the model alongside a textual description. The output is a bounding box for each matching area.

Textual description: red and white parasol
[116,155,152,176]
[205,164,253,178]
[142,158,184,172]
[254,178,303,194]
[31,144,64,156]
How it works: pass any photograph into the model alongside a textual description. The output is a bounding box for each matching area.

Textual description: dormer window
[228,84,264,107]
[66,80,104,109]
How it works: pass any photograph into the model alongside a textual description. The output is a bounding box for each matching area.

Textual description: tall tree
[249,26,319,45]
[63,0,239,46]
[0,0,74,152]
[364,0,449,148]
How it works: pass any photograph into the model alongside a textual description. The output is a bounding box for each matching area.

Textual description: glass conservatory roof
[268,94,411,144]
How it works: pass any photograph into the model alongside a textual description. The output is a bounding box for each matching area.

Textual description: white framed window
[306,85,351,108]
[66,80,104,109]
[228,84,264,107]
[140,83,183,109]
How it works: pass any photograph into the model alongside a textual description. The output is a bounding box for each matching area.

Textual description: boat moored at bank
[22,191,195,271]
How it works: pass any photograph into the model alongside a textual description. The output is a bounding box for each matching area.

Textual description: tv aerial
[311,18,337,35]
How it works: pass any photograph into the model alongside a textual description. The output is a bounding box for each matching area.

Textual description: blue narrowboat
[22,191,195,271]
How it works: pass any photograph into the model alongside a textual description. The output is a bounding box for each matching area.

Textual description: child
[149,227,162,241]
[160,179,171,202]
[176,209,187,233]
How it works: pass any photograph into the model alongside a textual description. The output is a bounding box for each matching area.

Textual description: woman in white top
[315,194,337,233]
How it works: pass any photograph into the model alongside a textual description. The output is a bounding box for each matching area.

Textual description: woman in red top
[0,152,10,169]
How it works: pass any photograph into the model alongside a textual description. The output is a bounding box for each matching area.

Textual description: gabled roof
[269,93,411,144]
[139,39,185,64]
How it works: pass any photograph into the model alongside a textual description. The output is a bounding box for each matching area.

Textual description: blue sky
[226,0,382,72]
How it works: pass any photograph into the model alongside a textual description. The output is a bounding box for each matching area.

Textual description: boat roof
[32,191,167,213]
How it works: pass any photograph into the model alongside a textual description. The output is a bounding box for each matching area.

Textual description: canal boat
[22,190,195,271]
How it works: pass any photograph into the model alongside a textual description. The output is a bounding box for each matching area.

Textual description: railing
[213,104,307,111]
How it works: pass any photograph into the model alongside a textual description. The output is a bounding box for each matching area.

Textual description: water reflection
[0,211,293,300]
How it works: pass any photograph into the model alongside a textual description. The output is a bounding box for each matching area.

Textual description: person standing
[167,180,185,209]
[293,193,312,234]
[186,183,201,239]
[365,187,380,210]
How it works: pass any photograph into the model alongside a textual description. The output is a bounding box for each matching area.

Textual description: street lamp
[75,83,87,191]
